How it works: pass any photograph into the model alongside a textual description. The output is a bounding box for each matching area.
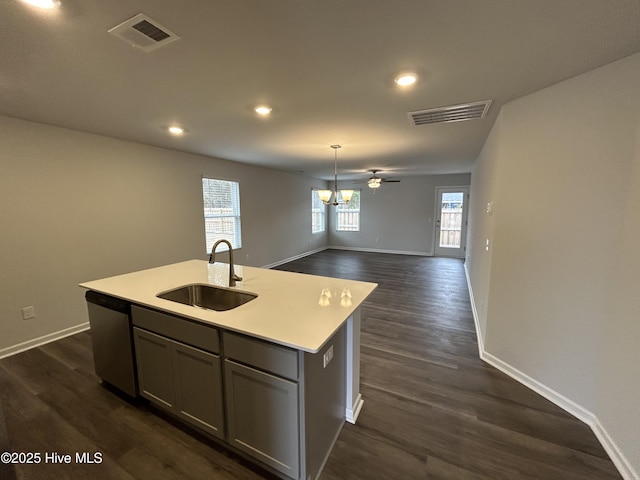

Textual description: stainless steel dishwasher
[85,291,137,397]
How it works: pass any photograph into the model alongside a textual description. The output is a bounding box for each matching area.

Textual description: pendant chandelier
[317,145,354,206]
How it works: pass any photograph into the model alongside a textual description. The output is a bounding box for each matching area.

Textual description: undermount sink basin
[157,283,257,311]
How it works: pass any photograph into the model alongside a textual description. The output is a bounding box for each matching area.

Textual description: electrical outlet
[323,345,334,368]
[22,306,35,320]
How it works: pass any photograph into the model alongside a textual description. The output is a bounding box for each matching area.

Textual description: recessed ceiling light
[394,73,418,87]
[168,125,184,135]
[255,105,272,116]
[21,0,60,9]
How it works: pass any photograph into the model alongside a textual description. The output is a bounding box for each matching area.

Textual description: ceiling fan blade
[381,179,401,183]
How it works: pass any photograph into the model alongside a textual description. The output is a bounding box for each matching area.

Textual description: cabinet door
[133,327,175,409]
[173,342,224,439]
[224,359,299,478]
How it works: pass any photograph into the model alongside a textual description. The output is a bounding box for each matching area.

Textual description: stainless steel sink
[157,283,257,311]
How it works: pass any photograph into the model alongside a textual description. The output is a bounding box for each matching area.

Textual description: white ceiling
[2,0,639,181]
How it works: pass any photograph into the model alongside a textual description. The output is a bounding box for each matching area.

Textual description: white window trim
[336,189,361,232]
[202,177,242,254]
[312,188,327,233]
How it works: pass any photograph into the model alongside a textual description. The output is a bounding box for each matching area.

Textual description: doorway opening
[434,186,469,258]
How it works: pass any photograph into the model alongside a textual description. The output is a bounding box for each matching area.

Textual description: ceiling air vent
[408,100,492,126]
[108,13,179,52]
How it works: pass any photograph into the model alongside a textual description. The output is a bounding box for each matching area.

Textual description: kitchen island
[80,259,377,480]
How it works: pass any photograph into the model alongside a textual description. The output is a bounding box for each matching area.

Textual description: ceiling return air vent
[408,100,492,126]
[108,13,179,52]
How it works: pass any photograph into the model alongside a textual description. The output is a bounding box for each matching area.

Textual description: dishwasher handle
[85,291,130,314]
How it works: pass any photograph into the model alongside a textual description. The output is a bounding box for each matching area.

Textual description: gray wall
[329,173,471,254]
[466,52,640,477]
[0,115,328,354]
[0,113,470,357]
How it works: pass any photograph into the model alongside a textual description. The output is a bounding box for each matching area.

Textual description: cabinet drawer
[132,305,220,354]
[223,332,298,381]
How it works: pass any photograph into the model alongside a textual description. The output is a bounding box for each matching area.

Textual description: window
[312,189,326,233]
[202,177,242,253]
[336,190,360,232]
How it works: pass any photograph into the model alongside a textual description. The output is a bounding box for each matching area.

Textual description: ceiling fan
[354,170,401,189]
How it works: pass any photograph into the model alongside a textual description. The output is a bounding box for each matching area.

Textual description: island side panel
[345,309,364,423]
[303,323,346,480]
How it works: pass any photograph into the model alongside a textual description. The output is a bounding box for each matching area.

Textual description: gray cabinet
[133,327,175,409]
[130,305,347,480]
[132,306,224,440]
[223,332,300,478]
[174,341,224,437]
[224,359,300,478]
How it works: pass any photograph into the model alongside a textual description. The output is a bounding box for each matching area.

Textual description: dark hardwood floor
[0,250,621,479]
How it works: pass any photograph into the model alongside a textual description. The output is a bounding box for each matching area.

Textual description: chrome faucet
[209,239,242,287]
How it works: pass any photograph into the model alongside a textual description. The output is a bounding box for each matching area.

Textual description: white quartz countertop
[79,260,377,353]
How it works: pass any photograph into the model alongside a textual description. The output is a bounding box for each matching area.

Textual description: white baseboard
[329,245,434,256]
[264,246,433,270]
[346,393,364,424]
[463,264,638,480]
[262,246,329,269]
[591,417,639,480]
[463,263,484,356]
[479,351,637,479]
[0,322,90,360]
[481,350,596,425]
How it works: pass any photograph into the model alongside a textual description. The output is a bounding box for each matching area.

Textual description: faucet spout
[209,239,242,287]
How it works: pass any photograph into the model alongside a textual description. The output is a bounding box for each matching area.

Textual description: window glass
[312,189,326,233]
[336,190,360,232]
[202,178,242,253]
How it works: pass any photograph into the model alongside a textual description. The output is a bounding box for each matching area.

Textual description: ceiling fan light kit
[21,0,60,9]
[317,145,354,206]
[168,125,184,135]
[254,105,272,115]
[394,72,418,87]
[368,177,381,189]
[356,169,401,190]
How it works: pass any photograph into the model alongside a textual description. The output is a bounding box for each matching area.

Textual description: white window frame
[202,177,242,253]
[336,189,361,232]
[312,189,326,233]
